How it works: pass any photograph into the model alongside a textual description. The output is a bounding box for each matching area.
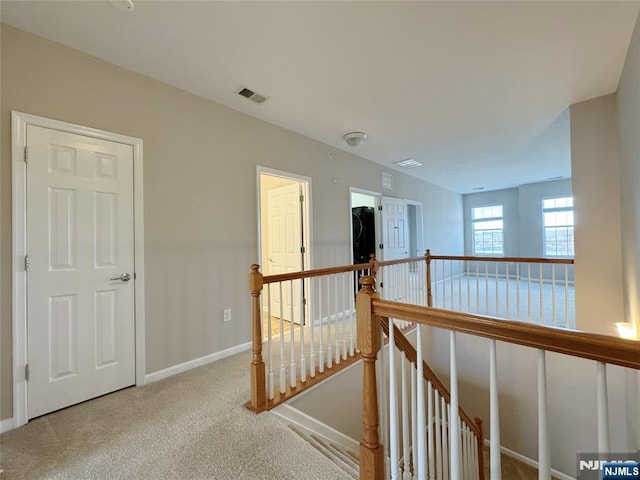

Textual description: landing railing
[248,251,576,412]
[356,275,640,480]
[429,254,575,329]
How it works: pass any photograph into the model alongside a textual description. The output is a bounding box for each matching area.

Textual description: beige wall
[570,94,625,335]
[0,26,463,421]
[616,11,640,448]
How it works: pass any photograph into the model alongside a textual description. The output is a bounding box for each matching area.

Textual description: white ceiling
[2,1,638,193]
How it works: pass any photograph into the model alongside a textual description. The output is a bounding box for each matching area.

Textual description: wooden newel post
[249,264,266,412]
[425,249,433,307]
[356,275,384,480]
[475,416,485,480]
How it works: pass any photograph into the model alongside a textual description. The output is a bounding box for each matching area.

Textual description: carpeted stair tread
[288,426,358,479]
[309,434,359,470]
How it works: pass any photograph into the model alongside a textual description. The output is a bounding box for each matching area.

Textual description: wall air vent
[237,87,268,104]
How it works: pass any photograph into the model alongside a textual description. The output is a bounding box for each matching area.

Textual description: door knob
[110,273,132,282]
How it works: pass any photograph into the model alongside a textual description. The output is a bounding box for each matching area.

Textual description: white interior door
[267,183,303,323]
[382,196,409,261]
[381,196,409,301]
[26,125,136,419]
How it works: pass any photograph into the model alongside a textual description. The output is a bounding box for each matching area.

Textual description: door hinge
[380,282,384,288]
[300,194,304,202]
[379,243,384,250]
[24,146,28,163]
[378,205,383,211]
[25,364,30,381]
[303,298,307,306]
[300,246,306,254]
[24,255,30,272]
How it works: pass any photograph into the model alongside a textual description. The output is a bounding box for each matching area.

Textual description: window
[543,196,574,257]
[472,205,503,255]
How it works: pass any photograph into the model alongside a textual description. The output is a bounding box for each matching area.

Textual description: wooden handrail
[371,299,640,371]
[264,262,373,284]
[380,317,482,438]
[429,254,574,265]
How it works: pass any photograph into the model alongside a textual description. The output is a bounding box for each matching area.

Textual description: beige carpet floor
[0,350,354,480]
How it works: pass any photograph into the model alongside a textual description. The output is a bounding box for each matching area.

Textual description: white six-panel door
[26,125,136,419]
[381,196,409,301]
[267,183,303,323]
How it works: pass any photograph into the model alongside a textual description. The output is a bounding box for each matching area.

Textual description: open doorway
[258,168,311,326]
[350,189,381,265]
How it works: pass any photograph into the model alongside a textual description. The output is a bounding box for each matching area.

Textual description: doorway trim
[256,166,313,274]
[406,199,424,257]
[11,111,146,429]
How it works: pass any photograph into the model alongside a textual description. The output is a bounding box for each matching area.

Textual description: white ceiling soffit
[2,1,638,194]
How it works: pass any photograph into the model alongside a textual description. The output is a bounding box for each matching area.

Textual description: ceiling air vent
[394,158,423,169]
[237,87,268,104]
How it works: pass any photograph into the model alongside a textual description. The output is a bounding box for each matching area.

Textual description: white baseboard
[144,341,252,384]
[484,439,575,480]
[271,403,360,453]
[0,417,15,434]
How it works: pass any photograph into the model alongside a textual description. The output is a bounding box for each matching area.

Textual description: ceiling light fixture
[394,158,423,169]
[110,0,135,12]
[343,132,367,147]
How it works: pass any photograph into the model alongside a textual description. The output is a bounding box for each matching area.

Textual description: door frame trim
[256,166,313,274]
[11,111,146,428]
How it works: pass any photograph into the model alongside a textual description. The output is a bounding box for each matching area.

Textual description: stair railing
[358,276,484,480]
[428,254,575,328]
[248,251,575,412]
[356,275,640,480]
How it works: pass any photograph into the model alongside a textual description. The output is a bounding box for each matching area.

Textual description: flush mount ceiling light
[110,0,134,12]
[343,132,367,147]
[394,158,423,169]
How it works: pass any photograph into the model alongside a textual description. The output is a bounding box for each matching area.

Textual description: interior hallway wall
[0,26,463,421]
[570,94,624,335]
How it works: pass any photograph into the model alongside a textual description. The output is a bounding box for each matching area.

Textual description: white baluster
[466,261,471,314]
[290,280,296,388]
[516,263,521,320]
[435,389,443,479]
[458,260,462,311]
[485,262,489,315]
[389,319,399,479]
[505,261,510,318]
[527,264,532,322]
[327,276,333,369]
[597,362,610,453]
[318,277,325,374]
[427,381,435,479]
[342,274,348,360]
[490,339,502,480]
[537,350,550,479]
[300,278,306,383]
[476,262,480,313]
[552,265,557,326]
[442,261,446,309]
[334,274,340,365]
[267,284,274,399]
[411,363,418,478]
[450,331,461,480]
[450,259,454,310]
[444,402,450,480]
[564,264,570,328]
[309,279,315,378]
[349,273,355,356]
[539,264,544,325]
[402,354,411,480]
[417,325,427,479]
[495,263,499,316]
[279,283,286,394]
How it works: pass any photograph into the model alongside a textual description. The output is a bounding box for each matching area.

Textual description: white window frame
[471,204,504,255]
[542,196,574,258]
